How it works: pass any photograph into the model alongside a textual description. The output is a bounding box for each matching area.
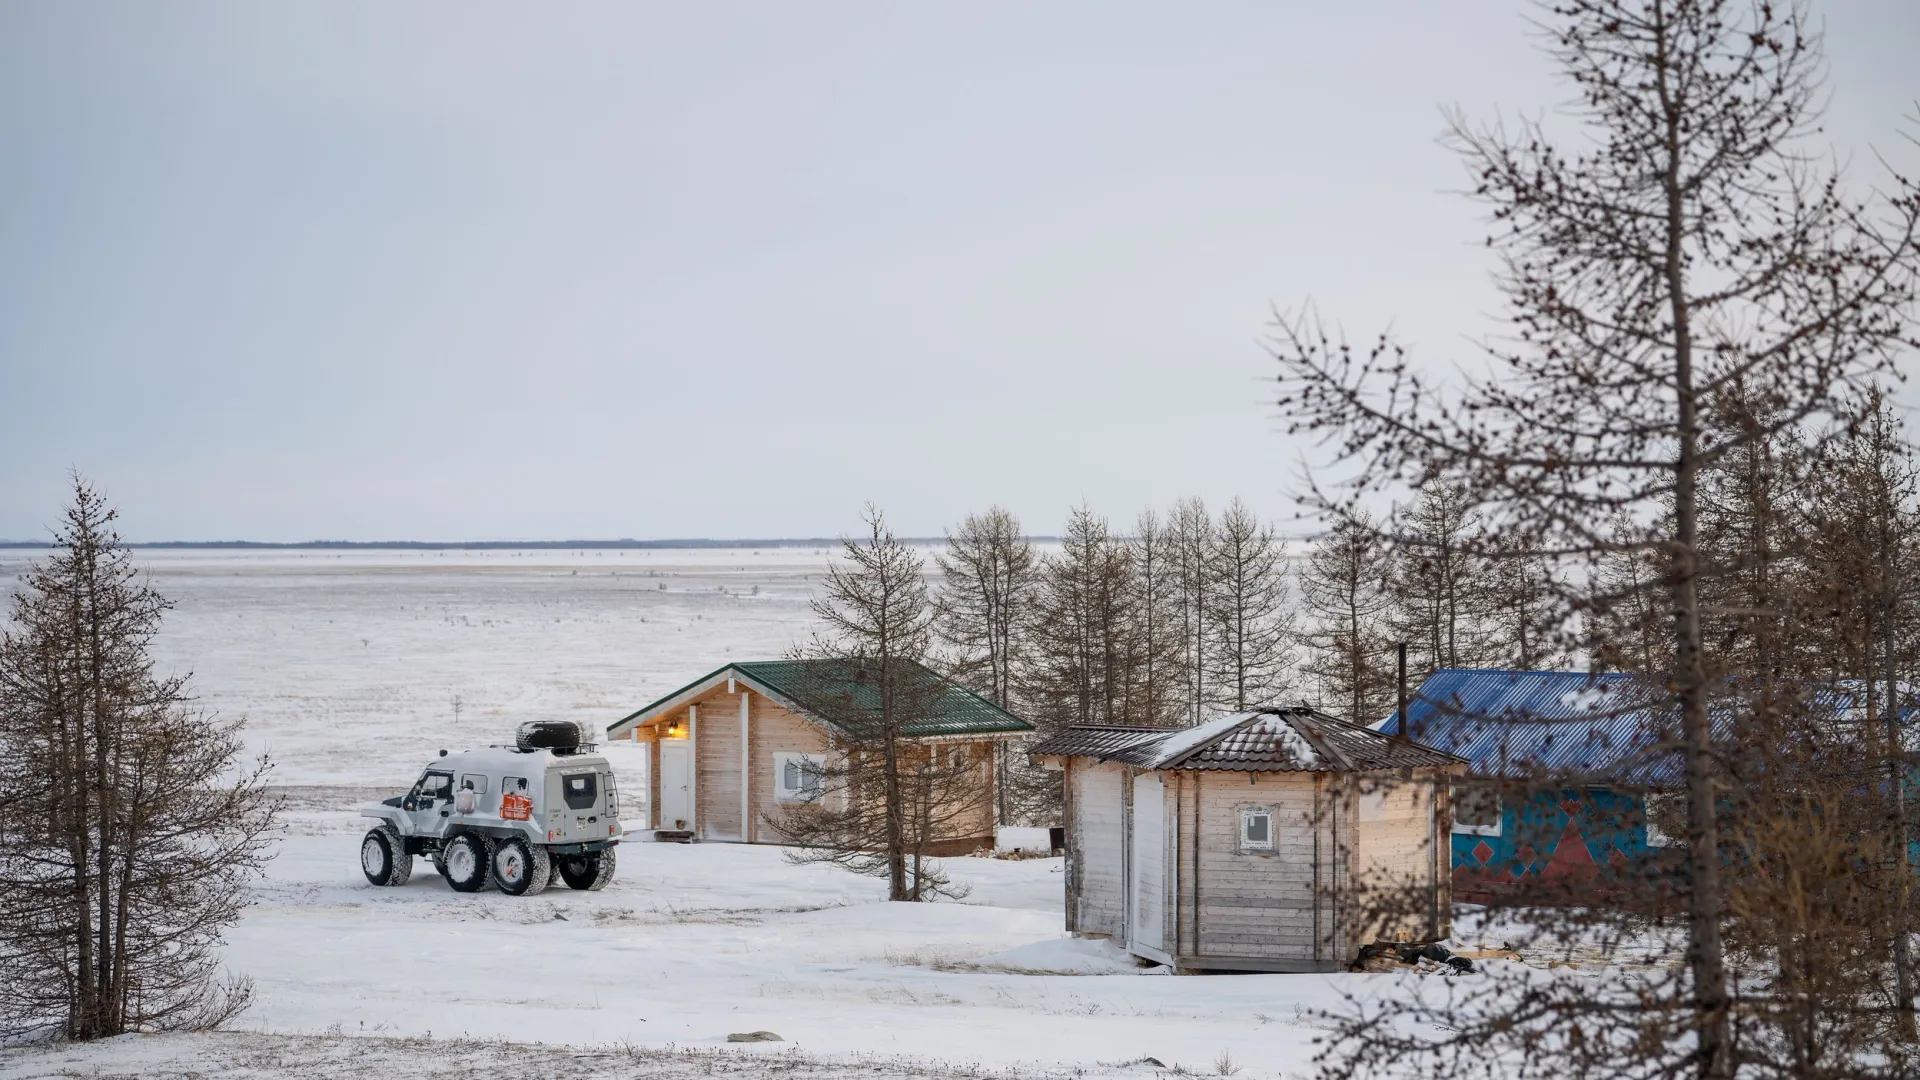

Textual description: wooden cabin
[606,659,1033,854]
[1031,708,1466,973]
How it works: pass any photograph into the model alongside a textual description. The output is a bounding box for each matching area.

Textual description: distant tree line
[917,490,1573,822]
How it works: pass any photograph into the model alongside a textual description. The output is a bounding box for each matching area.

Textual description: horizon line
[0,537,1065,551]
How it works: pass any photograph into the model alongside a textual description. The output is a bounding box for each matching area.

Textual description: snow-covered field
[0,548,1419,1079]
[2,545,838,785]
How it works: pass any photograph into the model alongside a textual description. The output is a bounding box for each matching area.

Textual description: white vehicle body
[357,737,622,894]
[360,746,622,850]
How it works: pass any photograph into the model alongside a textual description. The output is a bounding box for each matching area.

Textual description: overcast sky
[2,2,1915,542]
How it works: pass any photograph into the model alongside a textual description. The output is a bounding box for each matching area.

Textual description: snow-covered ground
[0,548,1435,1079]
[1,545,838,785]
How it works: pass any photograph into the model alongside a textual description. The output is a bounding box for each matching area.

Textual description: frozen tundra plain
[0,547,1465,1079]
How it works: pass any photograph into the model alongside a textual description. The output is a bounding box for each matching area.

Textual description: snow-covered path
[233,808,1339,1074]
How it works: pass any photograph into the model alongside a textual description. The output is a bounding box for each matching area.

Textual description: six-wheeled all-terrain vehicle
[359,720,622,895]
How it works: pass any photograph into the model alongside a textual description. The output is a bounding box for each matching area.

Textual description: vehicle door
[402,770,455,836]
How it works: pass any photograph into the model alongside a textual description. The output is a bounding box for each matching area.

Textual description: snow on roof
[1142,712,1261,769]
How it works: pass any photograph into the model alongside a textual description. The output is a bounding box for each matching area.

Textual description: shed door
[659,741,693,830]
[1130,773,1165,952]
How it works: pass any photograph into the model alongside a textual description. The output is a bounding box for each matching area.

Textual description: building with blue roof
[1375,669,1681,902]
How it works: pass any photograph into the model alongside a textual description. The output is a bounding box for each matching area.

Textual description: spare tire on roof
[516,719,586,752]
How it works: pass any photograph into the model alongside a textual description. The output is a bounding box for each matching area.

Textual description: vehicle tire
[361,826,413,887]
[557,847,616,891]
[433,849,448,879]
[443,833,491,893]
[493,837,551,896]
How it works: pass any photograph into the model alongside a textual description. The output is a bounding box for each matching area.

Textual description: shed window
[776,753,825,803]
[1240,808,1274,851]
[1452,781,1502,836]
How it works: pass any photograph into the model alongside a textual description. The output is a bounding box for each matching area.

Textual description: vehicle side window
[414,772,453,802]
[459,773,489,794]
[500,776,534,821]
[562,772,598,810]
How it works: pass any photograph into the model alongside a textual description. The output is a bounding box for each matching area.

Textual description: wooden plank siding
[1181,770,1327,966]
[750,697,831,842]
[1354,777,1445,944]
[1071,763,1127,938]
[626,684,1001,847]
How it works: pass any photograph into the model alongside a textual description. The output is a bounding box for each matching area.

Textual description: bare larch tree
[1206,498,1295,710]
[0,477,280,1040]
[1297,512,1396,725]
[1271,1,1920,1076]
[772,505,960,901]
[1022,506,1144,733]
[933,506,1038,825]
[1164,497,1217,726]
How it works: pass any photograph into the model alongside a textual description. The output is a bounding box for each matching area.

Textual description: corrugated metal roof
[610,659,1034,740]
[1376,669,1681,781]
[1379,670,1920,783]
[1033,707,1463,773]
[1027,725,1172,759]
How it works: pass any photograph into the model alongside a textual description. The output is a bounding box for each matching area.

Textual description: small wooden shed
[606,659,1033,853]
[1030,708,1466,973]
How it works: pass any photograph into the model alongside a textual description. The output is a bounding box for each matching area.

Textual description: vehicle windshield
[411,771,453,802]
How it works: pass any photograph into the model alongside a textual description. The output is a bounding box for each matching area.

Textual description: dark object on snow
[727,1031,783,1043]
[1354,941,1460,972]
[1353,942,1390,968]
[516,719,588,753]
[1392,942,1453,965]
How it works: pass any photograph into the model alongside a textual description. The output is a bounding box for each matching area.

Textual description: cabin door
[659,740,693,830]
[1129,773,1166,953]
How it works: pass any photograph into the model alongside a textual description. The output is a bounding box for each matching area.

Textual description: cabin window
[1240,808,1275,852]
[503,776,529,793]
[1452,781,1502,836]
[776,753,825,803]
[562,772,599,810]
[459,774,488,794]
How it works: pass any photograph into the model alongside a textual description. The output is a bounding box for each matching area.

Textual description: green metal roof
[608,658,1035,740]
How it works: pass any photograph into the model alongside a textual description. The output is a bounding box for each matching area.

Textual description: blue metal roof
[1376,669,1680,783]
